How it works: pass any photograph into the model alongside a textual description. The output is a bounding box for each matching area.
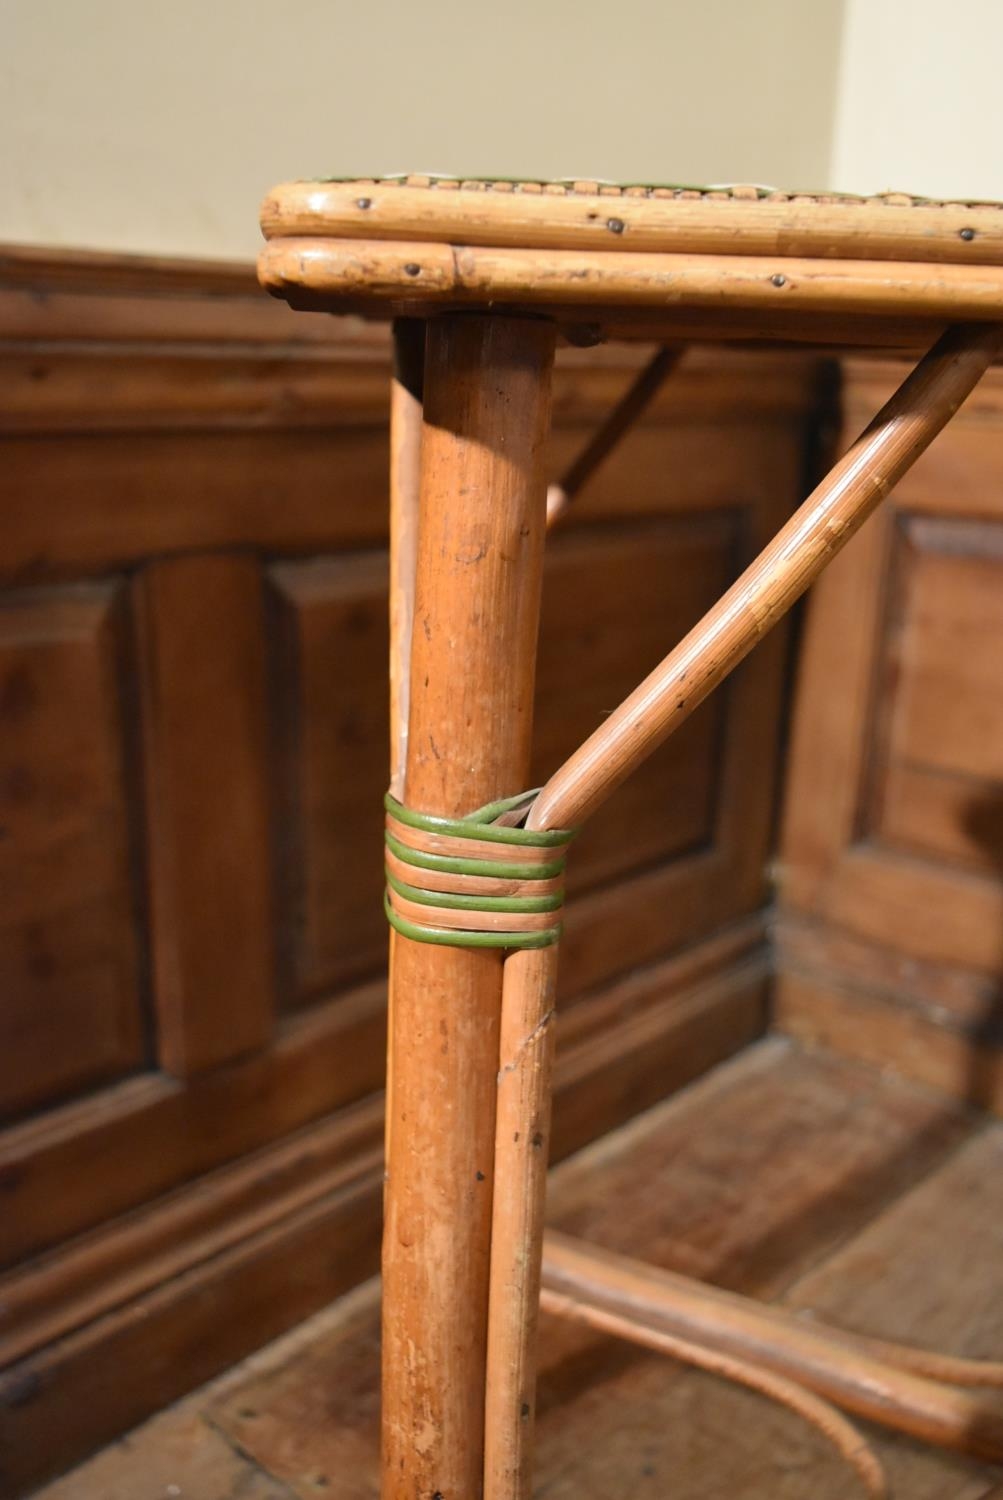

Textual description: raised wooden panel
[885,519,1003,781]
[271,520,738,1009]
[135,555,276,1074]
[533,520,729,895]
[777,357,1003,1100]
[879,763,1003,874]
[269,554,390,1008]
[874,516,1003,871]
[0,584,144,1122]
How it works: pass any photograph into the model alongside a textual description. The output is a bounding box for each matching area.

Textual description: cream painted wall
[4,0,845,261]
[830,0,1003,201]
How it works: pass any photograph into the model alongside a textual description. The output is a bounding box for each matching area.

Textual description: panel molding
[135,554,276,1075]
[0,580,146,1122]
[777,354,1003,1097]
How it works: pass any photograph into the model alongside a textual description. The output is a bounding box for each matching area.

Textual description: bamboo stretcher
[259,177,1003,1500]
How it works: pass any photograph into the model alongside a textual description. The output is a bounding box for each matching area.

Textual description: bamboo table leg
[382,313,556,1500]
[485,944,559,1500]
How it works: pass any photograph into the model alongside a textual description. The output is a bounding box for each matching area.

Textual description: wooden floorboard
[29,1405,299,1500]
[31,1037,1003,1499]
[778,1126,1003,1498]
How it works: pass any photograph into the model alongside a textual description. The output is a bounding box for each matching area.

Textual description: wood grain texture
[0,982,387,1271]
[781,1129,1003,1497]
[0,584,144,1122]
[0,1151,382,1498]
[135,554,275,1075]
[775,968,1003,1114]
[268,554,391,1005]
[777,354,1003,1101]
[0,1094,383,1369]
[84,1039,977,1500]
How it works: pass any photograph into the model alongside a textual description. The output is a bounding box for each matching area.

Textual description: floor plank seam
[762,1089,982,1312]
[200,1409,300,1499]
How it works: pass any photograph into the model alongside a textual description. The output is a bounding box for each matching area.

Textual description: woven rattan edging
[303,176,1003,209]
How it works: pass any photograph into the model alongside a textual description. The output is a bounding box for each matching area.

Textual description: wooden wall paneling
[539,411,803,1002]
[0,248,829,1490]
[774,962,1003,1115]
[0,1144,385,1500]
[0,920,768,1496]
[875,516,1003,869]
[135,554,276,1074]
[776,505,894,914]
[819,846,1003,975]
[532,519,729,899]
[0,982,387,1272]
[268,553,391,1007]
[776,359,1003,1104]
[880,762,1003,876]
[835,366,1003,523]
[0,1093,386,1369]
[0,345,818,591]
[0,921,758,1361]
[0,583,146,1123]
[0,429,393,586]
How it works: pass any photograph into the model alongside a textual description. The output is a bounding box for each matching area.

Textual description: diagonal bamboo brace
[529,322,1002,834]
[546,345,682,526]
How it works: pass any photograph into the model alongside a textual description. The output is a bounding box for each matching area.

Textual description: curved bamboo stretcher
[260,177,1003,1500]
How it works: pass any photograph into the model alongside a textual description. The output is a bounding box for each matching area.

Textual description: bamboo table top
[259,177,1003,354]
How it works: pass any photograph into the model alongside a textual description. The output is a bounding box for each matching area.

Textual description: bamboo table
[259,178,1003,1500]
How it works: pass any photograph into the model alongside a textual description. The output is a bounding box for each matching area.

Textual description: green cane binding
[384,791,576,950]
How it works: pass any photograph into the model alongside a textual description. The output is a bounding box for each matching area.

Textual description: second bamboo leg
[485,945,560,1500]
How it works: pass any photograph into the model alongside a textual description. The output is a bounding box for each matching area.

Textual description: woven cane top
[258,176,1003,352]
